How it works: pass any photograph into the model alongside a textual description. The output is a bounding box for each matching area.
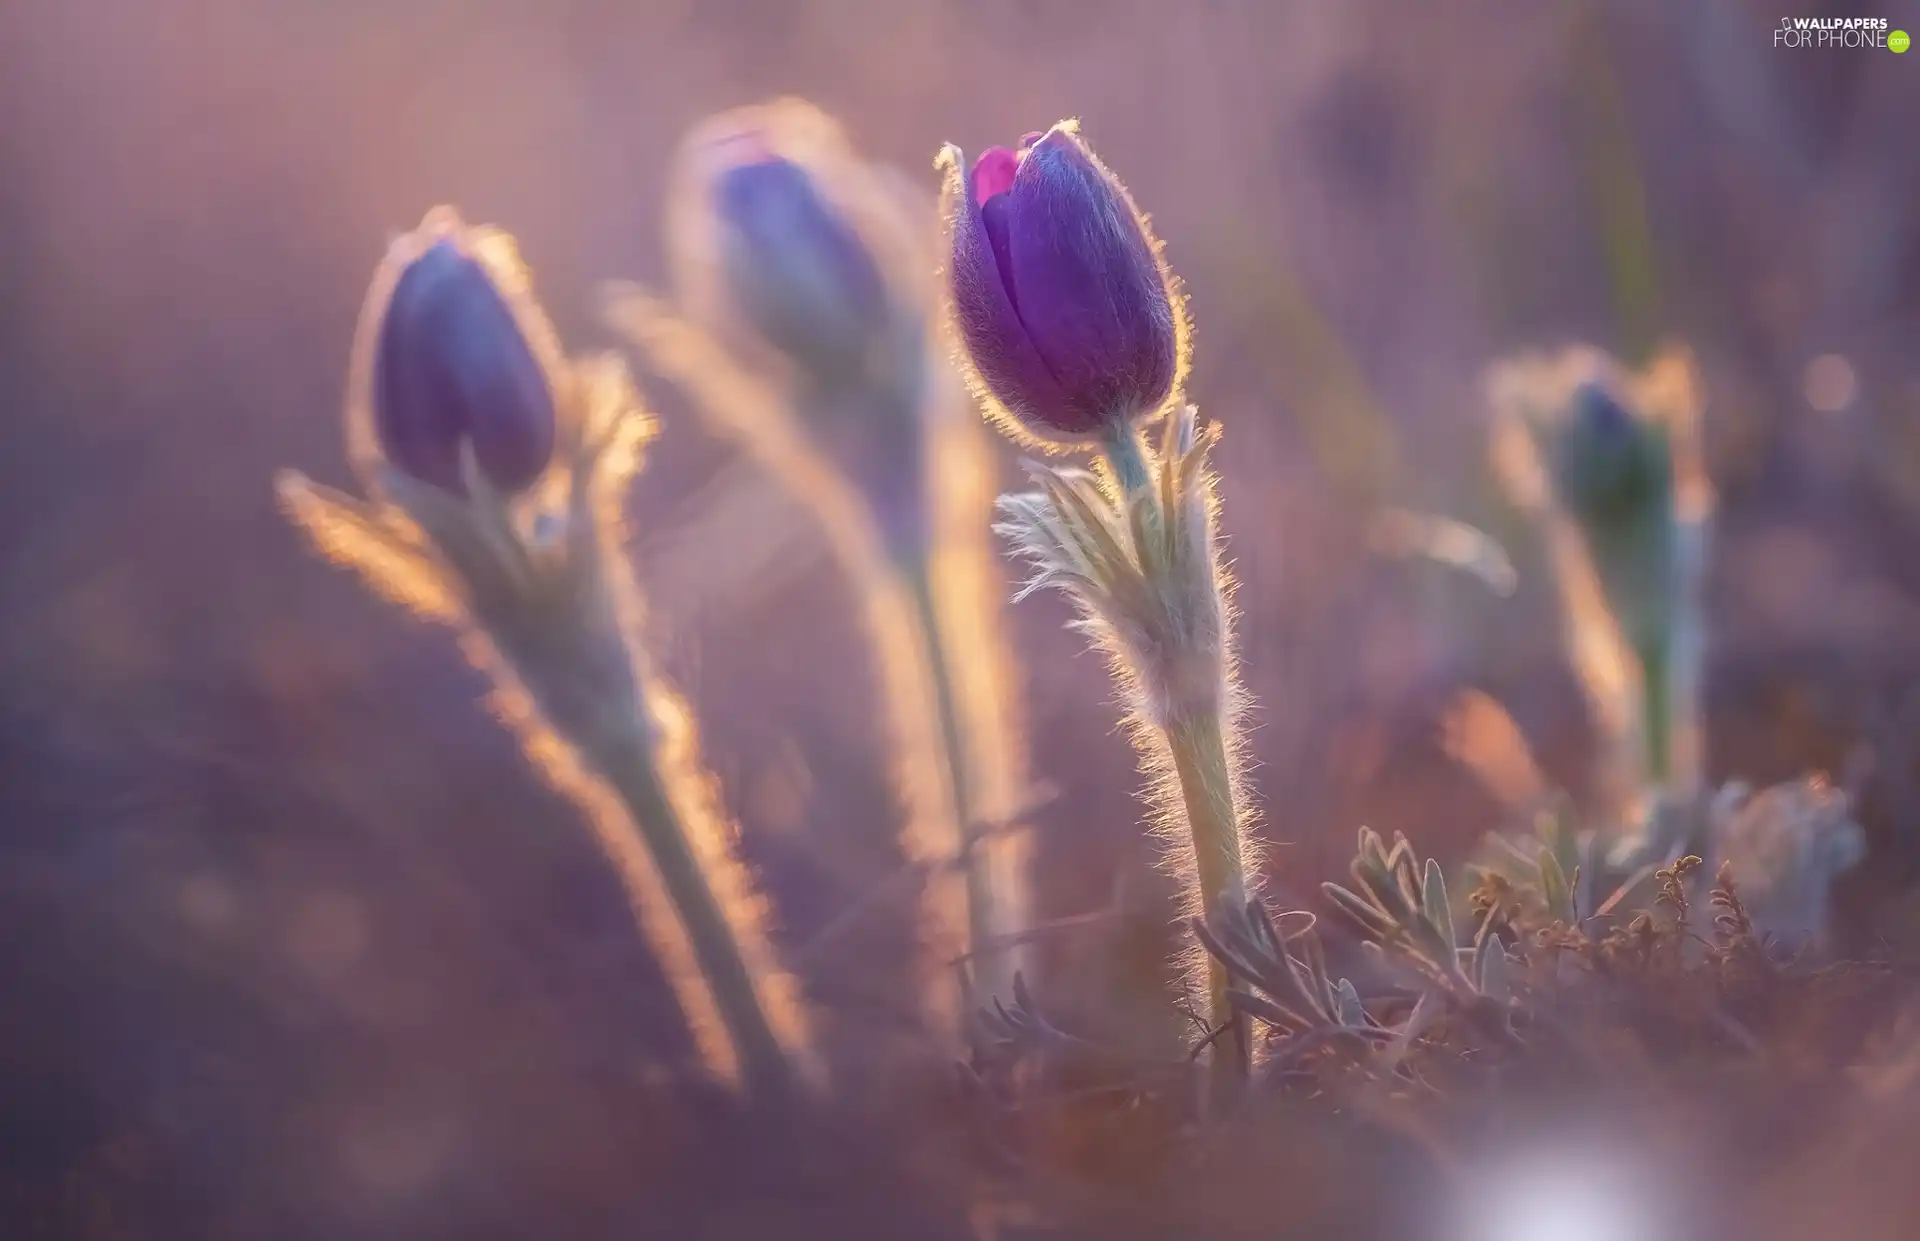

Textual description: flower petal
[715,156,892,377]
[1002,128,1177,431]
[943,145,1073,435]
[374,240,556,494]
[971,146,1020,205]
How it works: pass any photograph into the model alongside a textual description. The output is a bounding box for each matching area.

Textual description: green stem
[1665,507,1709,800]
[1100,417,1249,1094]
[1530,496,1642,826]
[1102,418,1154,497]
[486,575,803,1098]
[1167,710,1251,1088]
[1638,636,1671,790]
[897,553,1005,1004]
[593,726,797,1101]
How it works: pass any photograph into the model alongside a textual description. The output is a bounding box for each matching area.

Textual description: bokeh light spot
[1803,353,1857,414]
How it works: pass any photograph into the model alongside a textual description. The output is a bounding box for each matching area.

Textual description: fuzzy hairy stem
[1102,417,1155,496]
[451,538,813,1104]
[576,695,798,1099]
[1100,419,1250,1090]
[1166,710,1251,1083]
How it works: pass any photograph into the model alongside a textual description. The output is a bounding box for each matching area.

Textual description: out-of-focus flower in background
[608,98,1041,1029]
[657,97,934,563]
[282,206,820,1101]
[1487,343,1710,816]
[713,152,898,391]
[368,222,560,497]
[1540,374,1676,660]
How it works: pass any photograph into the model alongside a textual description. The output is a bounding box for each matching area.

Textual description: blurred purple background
[2,0,1919,1235]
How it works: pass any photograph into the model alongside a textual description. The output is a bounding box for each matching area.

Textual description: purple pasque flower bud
[713,151,896,383]
[370,228,557,495]
[1552,379,1674,535]
[941,121,1187,444]
[669,101,927,403]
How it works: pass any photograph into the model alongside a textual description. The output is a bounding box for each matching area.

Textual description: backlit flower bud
[661,101,938,564]
[1545,375,1677,656]
[714,154,894,382]
[668,100,927,402]
[368,227,557,495]
[1548,380,1675,534]
[941,121,1187,443]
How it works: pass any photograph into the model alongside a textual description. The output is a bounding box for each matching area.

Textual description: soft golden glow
[1487,362,1645,822]
[1441,688,1547,813]
[284,247,820,1093]
[339,206,577,504]
[924,368,1035,994]
[602,287,970,1034]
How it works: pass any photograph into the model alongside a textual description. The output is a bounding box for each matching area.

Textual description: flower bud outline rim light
[344,206,580,508]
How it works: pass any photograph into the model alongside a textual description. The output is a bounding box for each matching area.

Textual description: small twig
[791,857,933,968]
[960,780,1062,854]
[948,908,1126,965]
[1187,1018,1239,1063]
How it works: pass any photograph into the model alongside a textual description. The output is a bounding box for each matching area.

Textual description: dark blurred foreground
[3,0,1920,1235]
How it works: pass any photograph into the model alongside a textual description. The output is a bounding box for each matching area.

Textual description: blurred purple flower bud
[1553,379,1673,534]
[715,154,896,381]
[1542,376,1678,659]
[943,122,1186,443]
[372,238,557,495]
[1571,380,1636,449]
